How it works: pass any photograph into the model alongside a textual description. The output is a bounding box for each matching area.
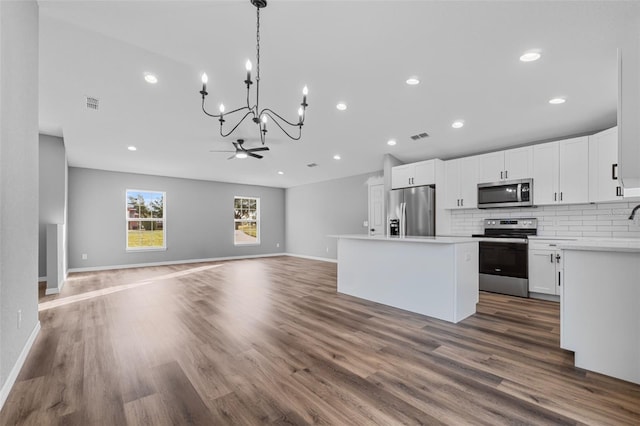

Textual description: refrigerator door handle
[401,202,406,237]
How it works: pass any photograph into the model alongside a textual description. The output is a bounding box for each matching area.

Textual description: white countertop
[330,234,477,244]
[557,239,640,253]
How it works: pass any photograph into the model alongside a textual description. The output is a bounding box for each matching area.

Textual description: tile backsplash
[450,201,640,238]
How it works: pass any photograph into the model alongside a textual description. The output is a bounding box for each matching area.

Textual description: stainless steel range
[472,218,538,297]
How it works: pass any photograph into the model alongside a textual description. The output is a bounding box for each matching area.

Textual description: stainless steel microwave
[477,179,533,209]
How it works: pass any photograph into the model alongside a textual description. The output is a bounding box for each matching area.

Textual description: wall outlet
[276,243,280,248]
[326,247,329,253]
[363,220,369,227]
[17,309,22,330]
[81,253,88,260]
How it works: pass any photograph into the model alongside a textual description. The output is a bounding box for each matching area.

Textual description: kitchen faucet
[630,204,640,220]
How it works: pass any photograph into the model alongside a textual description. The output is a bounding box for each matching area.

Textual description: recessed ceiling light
[144,73,158,84]
[127,146,137,151]
[387,139,397,146]
[520,51,541,62]
[333,154,341,160]
[451,120,464,129]
[406,77,420,85]
[277,171,284,175]
[548,97,566,104]
[336,103,347,111]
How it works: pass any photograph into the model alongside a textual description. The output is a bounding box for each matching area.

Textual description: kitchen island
[559,239,640,385]
[333,235,478,323]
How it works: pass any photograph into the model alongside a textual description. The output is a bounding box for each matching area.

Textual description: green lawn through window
[128,230,164,248]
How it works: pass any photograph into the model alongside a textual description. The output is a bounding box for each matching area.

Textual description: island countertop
[330,234,477,244]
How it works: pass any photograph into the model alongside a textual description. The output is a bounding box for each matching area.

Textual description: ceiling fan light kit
[211,138,270,160]
[199,0,308,146]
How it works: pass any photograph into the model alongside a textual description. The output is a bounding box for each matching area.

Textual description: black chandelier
[199,0,308,145]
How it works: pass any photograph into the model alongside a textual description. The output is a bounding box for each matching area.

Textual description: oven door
[479,241,528,278]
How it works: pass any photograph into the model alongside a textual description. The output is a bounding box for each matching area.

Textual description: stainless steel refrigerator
[388,185,435,237]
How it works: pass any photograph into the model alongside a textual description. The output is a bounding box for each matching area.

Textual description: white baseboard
[529,292,560,302]
[0,321,41,411]
[285,253,337,263]
[43,271,68,295]
[45,286,60,295]
[67,252,288,273]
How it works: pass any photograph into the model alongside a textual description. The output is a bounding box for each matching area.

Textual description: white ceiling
[38,0,639,188]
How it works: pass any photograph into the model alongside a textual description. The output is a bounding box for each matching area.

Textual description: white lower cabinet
[528,241,563,295]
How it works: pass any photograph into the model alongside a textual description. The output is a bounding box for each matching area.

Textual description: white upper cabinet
[589,127,623,203]
[559,137,590,204]
[477,146,533,183]
[444,156,478,209]
[533,137,589,205]
[618,48,640,196]
[477,151,505,183]
[391,159,437,189]
[504,146,534,180]
[532,142,559,205]
[391,164,413,189]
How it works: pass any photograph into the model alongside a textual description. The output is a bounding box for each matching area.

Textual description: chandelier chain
[256,7,261,83]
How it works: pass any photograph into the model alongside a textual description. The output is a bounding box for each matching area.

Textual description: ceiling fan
[210,139,269,159]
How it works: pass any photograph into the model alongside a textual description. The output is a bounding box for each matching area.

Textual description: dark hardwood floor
[2,256,640,425]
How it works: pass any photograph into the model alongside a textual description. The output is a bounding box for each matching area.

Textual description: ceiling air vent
[306,162,318,168]
[86,96,99,110]
[410,132,429,141]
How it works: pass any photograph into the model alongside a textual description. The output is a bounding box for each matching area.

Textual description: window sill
[126,247,167,252]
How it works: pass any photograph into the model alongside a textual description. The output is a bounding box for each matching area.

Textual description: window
[126,190,166,250]
[234,196,260,245]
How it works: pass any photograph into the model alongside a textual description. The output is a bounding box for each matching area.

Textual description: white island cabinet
[560,240,640,385]
[333,235,478,323]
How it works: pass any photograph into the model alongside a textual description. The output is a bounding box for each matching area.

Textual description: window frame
[125,189,167,252]
[233,196,261,246]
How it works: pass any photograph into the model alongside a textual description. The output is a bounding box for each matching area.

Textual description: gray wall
[285,171,380,259]
[0,0,39,402]
[38,135,67,278]
[68,167,285,269]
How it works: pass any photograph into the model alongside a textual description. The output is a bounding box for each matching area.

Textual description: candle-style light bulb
[201,73,208,93]
[302,85,308,105]
[245,60,252,82]
[219,104,225,116]
[261,115,268,124]
[298,107,304,123]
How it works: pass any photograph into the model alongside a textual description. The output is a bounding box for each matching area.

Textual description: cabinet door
[458,156,479,208]
[504,146,533,180]
[533,141,559,205]
[589,127,622,203]
[413,160,436,186]
[391,164,413,189]
[477,151,505,183]
[528,249,557,294]
[444,159,461,209]
[558,137,589,204]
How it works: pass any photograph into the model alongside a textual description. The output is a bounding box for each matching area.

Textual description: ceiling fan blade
[227,154,237,160]
[209,150,235,153]
[247,152,263,159]
[232,142,240,150]
[246,146,269,153]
